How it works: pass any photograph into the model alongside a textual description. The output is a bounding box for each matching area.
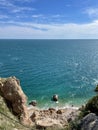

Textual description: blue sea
[0,39,98,108]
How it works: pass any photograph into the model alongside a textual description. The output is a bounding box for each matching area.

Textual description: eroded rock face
[0,76,31,126]
[80,113,98,130]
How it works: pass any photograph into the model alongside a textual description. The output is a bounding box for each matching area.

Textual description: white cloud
[0,0,36,6]
[12,7,35,13]
[0,0,35,14]
[32,14,44,18]
[51,15,63,18]
[0,20,98,39]
[85,8,98,18]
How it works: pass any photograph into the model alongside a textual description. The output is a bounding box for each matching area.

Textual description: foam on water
[93,79,98,85]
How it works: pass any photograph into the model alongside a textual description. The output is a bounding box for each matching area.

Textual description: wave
[27,102,79,110]
[93,79,98,85]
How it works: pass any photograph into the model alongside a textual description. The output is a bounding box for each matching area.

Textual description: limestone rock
[0,76,31,126]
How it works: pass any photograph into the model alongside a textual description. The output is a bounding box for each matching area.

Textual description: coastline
[27,97,85,111]
[1,76,98,130]
[27,104,79,121]
[27,93,91,110]
[27,104,79,111]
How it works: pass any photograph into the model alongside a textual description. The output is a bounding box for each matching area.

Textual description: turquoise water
[0,39,98,108]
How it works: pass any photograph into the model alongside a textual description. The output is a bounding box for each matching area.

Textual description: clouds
[0,0,65,23]
[0,0,36,23]
[0,0,13,7]
[0,0,98,39]
[32,14,44,18]
[0,0,97,24]
[85,8,98,18]
[0,0,35,15]
[0,20,98,39]
[12,7,35,13]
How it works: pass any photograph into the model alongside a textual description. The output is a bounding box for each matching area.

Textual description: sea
[0,39,98,108]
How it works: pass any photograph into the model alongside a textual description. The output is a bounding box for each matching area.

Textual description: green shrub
[85,95,98,115]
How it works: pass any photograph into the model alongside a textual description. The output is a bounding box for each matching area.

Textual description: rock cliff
[80,113,98,130]
[0,76,32,128]
[0,94,32,130]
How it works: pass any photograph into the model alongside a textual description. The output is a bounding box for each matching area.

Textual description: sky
[0,0,98,39]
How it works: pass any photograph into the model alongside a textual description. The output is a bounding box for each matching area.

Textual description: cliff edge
[0,76,33,130]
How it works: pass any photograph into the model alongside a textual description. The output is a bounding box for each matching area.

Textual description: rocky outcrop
[80,113,98,130]
[0,76,31,126]
[76,94,98,130]
[30,107,79,130]
[0,94,31,130]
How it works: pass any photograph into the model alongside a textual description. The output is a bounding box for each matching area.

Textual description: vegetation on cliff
[94,84,98,92]
[0,95,33,130]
